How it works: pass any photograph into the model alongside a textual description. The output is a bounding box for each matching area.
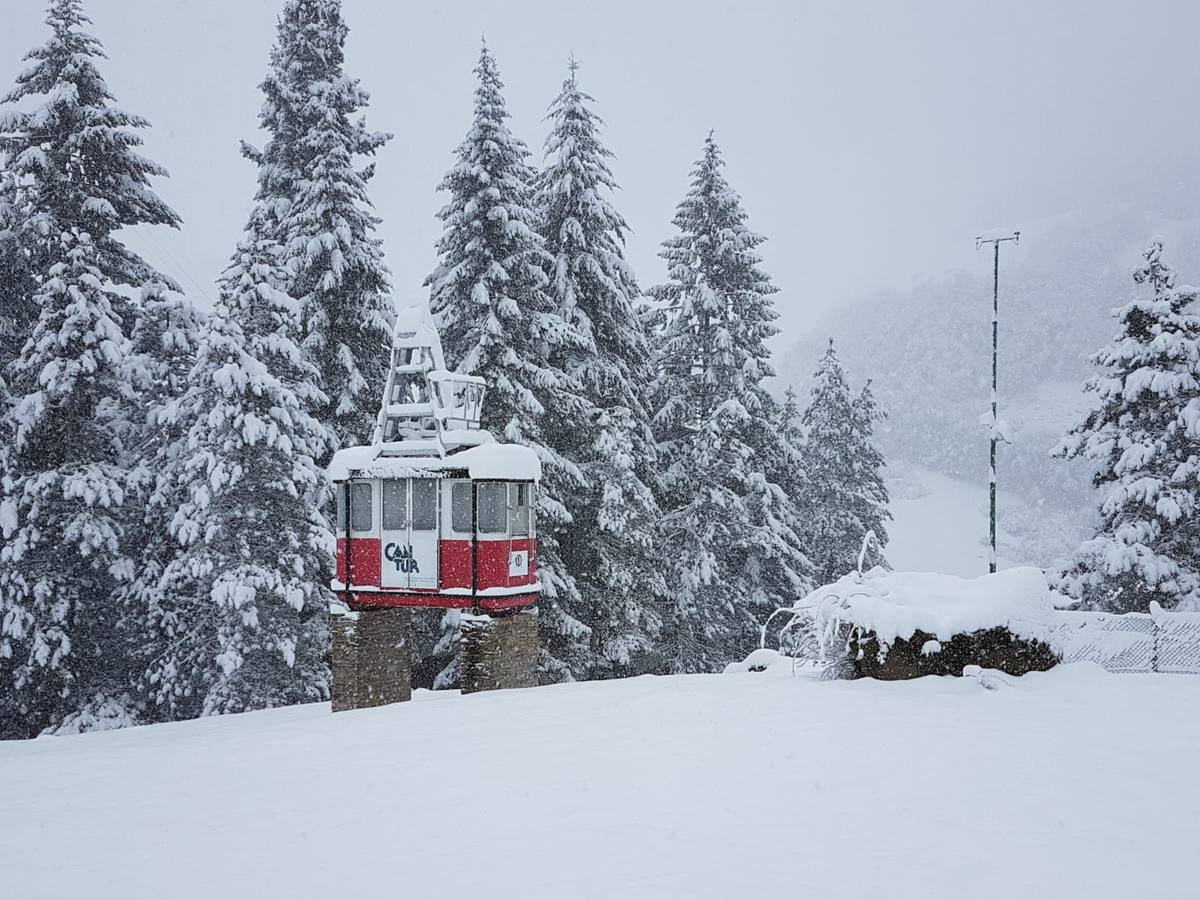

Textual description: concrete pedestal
[331,606,412,711]
[460,609,539,694]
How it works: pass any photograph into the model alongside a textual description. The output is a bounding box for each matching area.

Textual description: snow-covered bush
[48,693,142,736]
[765,566,1062,679]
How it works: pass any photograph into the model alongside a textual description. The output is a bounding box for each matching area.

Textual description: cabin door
[380,479,440,591]
[407,478,440,590]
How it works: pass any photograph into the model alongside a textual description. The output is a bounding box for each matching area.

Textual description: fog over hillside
[780,195,1200,568]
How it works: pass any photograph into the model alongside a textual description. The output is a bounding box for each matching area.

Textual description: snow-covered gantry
[328,305,542,612]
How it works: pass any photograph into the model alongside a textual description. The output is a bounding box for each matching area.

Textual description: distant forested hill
[778,203,1200,562]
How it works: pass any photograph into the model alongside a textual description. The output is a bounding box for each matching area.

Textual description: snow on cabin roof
[798,566,1060,648]
[329,441,542,482]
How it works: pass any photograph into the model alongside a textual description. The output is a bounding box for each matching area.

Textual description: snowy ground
[3,666,1197,899]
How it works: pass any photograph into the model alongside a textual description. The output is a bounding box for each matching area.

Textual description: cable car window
[451,482,473,533]
[478,482,508,534]
[412,479,438,531]
[350,482,373,532]
[382,480,407,531]
[510,482,530,536]
[335,483,347,526]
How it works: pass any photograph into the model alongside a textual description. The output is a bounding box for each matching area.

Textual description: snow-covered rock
[806,566,1060,649]
[771,567,1065,672]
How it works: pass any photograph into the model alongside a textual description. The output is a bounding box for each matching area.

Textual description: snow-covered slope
[3,668,1197,899]
[887,462,1011,575]
[886,461,1090,575]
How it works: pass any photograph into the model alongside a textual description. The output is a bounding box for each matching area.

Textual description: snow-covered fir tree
[649,135,809,674]
[797,341,891,586]
[760,382,814,563]
[410,608,462,691]
[534,59,662,678]
[261,0,393,457]
[0,171,36,379]
[0,230,135,736]
[772,385,806,500]
[212,0,388,695]
[0,0,181,737]
[115,283,205,721]
[151,215,332,716]
[1053,238,1200,612]
[0,171,35,480]
[426,41,590,683]
[0,0,181,301]
[122,282,204,472]
[849,378,890,566]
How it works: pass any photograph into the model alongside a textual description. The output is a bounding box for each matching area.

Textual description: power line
[133,222,217,306]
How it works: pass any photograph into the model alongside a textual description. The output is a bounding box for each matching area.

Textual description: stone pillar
[460,608,539,694]
[330,610,360,713]
[331,606,412,711]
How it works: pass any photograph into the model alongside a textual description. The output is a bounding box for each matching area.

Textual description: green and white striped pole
[975,231,1020,574]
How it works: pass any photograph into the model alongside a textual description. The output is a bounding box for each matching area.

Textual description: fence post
[1149,601,1162,673]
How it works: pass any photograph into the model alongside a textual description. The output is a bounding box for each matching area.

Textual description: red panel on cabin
[439,539,472,590]
[475,539,510,591]
[348,537,381,588]
[479,593,538,611]
[335,538,347,584]
[348,591,537,611]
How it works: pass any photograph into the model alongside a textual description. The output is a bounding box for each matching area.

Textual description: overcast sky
[4,0,1200,353]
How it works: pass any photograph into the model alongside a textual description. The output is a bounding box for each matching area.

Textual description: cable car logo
[385,542,420,574]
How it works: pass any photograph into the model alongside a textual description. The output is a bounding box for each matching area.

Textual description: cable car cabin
[329,446,541,612]
[329,303,542,612]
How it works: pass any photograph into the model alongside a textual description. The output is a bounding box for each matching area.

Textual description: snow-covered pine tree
[427,41,591,683]
[1053,238,1200,612]
[0,171,36,379]
[534,59,662,679]
[772,385,806,499]
[0,229,135,737]
[267,0,393,457]
[115,282,205,721]
[0,171,35,482]
[152,216,332,716]
[649,135,809,674]
[215,0,387,698]
[0,0,181,302]
[0,0,181,737]
[760,383,814,567]
[122,282,204,472]
[849,378,890,568]
[797,340,891,586]
[410,608,461,691]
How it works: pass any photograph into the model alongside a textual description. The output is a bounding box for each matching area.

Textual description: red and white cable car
[329,306,540,612]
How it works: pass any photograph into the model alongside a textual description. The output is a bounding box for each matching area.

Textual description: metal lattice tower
[372,305,487,456]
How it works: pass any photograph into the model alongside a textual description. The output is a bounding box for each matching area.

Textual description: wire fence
[1052,609,1200,674]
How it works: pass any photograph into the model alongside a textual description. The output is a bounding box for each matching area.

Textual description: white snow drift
[2,667,1197,900]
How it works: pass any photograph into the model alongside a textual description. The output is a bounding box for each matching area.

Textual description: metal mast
[975,231,1020,574]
